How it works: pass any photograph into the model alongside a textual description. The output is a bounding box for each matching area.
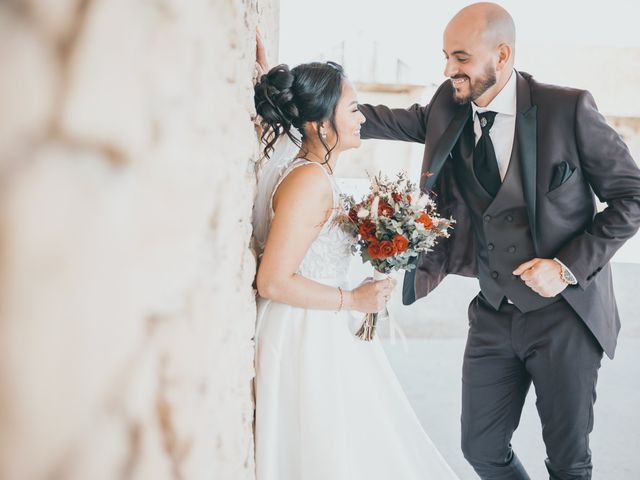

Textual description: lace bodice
[269,159,353,285]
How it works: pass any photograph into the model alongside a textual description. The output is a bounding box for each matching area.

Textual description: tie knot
[478,111,497,132]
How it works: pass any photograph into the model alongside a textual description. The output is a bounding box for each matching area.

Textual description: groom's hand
[513,258,567,298]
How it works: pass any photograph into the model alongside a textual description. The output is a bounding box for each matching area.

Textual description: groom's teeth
[452,78,467,85]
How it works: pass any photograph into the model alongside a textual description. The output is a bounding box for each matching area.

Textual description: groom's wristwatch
[553,258,578,286]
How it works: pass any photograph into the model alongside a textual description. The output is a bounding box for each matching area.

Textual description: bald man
[359,3,640,479]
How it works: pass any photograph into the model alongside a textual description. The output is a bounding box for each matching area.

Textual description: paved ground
[350,262,640,479]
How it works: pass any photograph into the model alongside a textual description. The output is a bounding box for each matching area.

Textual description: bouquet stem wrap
[355,270,389,341]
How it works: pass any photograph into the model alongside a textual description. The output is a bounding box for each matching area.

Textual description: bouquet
[338,171,454,340]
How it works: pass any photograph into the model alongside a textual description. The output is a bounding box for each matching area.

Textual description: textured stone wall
[0,1,277,479]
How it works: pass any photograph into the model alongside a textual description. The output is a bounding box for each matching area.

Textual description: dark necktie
[473,111,501,196]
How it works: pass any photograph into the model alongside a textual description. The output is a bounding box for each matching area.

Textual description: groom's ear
[496,43,513,70]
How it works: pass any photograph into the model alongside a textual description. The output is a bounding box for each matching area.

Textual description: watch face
[563,269,576,285]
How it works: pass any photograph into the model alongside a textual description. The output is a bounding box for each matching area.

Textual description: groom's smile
[451,75,469,88]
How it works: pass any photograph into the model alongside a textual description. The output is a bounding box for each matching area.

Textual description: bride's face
[329,80,366,152]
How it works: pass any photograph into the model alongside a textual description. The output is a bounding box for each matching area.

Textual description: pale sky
[280,0,640,86]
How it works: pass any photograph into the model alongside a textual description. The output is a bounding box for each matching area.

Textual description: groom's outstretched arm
[358,102,430,144]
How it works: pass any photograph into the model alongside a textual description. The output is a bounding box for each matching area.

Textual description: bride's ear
[303,121,321,139]
[319,122,329,140]
[313,121,330,141]
[302,121,331,142]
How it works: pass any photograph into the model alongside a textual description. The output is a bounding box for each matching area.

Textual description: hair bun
[254,64,300,129]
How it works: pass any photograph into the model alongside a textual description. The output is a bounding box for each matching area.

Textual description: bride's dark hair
[254,61,345,170]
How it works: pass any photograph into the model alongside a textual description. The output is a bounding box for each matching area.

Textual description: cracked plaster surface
[0,0,278,478]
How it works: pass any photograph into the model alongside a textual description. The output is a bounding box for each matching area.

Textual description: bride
[252,56,458,479]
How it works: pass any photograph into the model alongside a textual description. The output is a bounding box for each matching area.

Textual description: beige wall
[0,1,277,479]
[609,116,640,165]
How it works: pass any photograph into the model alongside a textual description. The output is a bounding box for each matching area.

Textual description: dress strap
[270,159,339,216]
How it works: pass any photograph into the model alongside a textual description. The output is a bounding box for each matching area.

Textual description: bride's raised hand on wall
[255,29,269,79]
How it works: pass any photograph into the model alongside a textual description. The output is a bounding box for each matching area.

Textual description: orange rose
[379,240,396,258]
[417,212,433,229]
[367,239,381,259]
[358,220,377,241]
[392,234,409,253]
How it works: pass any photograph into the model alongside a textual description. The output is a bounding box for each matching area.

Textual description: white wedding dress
[253,150,458,480]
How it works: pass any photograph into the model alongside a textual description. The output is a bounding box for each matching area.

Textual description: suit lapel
[422,104,470,192]
[514,72,539,253]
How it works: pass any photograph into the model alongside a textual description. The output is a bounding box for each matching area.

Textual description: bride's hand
[255,29,269,79]
[347,277,395,313]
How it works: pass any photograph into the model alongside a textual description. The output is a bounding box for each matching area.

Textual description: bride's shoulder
[273,161,333,212]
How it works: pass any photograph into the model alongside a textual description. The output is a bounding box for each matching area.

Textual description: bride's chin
[340,141,361,151]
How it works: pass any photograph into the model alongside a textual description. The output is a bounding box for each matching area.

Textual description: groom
[359,3,640,479]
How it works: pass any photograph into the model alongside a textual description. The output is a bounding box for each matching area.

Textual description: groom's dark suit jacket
[359,71,640,359]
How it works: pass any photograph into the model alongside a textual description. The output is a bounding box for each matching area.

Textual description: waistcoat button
[491,271,499,279]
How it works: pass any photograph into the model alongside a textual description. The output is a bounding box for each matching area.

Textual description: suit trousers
[461,294,603,480]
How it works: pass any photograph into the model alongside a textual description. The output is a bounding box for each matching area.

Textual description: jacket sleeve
[555,91,640,288]
[358,102,430,144]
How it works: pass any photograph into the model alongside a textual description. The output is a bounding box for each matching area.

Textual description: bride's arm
[256,164,390,313]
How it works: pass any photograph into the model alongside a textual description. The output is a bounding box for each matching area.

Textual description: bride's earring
[321,131,327,140]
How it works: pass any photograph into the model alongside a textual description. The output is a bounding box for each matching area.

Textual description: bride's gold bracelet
[337,287,344,312]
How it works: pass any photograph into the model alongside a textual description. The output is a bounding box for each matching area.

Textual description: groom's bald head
[447,3,516,56]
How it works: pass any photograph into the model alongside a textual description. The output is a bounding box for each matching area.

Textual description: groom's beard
[452,65,497,105]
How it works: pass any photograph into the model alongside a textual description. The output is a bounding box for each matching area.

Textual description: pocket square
[549,161,574,191]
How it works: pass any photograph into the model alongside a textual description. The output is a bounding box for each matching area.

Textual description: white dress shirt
[471,70,517,180]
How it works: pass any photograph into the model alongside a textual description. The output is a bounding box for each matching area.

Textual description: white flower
[357,208,369,219]
[370,196,380,219]
[415,194,430,209]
